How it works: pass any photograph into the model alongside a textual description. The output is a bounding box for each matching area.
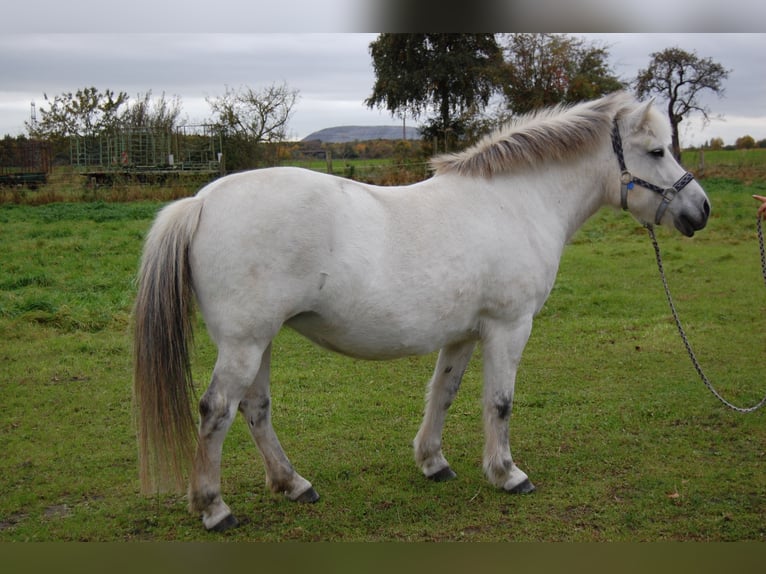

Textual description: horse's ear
[627,98,655,131]
[641,98,656,122]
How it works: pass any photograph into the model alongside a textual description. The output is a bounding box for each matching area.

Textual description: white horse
[133,91,710,531]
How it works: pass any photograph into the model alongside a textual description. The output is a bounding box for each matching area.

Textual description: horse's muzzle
[675,198,711,237]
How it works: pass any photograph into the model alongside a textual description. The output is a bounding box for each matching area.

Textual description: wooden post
[326,149,332,174]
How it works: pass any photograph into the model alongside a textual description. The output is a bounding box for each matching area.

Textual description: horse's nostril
[703,199,711,217]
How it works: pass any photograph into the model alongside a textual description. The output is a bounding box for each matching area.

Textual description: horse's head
[612,99,710,237]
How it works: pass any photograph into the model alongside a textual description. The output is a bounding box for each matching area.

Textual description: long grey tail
[132,197,204,493]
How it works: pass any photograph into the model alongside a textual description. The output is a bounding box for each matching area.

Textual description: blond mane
[430,91,636,178]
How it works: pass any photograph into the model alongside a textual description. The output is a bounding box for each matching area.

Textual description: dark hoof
[427,466,457,482]
[506,478,536,494]
[295,486,320,503]
[208,513,239,532]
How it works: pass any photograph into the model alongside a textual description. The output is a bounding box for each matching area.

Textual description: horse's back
[193,167,385,274]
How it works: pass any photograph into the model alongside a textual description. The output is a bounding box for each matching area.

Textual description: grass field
[0,177,765,541]
[683,148,766,183]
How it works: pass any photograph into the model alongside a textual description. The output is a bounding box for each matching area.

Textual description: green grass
[0,178,765,541]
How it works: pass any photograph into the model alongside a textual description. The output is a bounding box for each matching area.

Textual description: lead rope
[645,219,766,412]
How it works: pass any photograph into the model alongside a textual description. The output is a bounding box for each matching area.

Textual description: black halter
[611,119,695,225]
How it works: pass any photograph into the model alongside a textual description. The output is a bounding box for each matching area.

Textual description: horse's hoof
[295,486,320,503]
[207,513,239,532]
[427,466,457,482]
[506,478,536,494]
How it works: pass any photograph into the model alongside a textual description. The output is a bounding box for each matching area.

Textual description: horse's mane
[430,91,636,178]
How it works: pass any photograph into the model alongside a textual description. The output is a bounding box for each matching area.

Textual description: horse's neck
[546,146,614,242]
[488,147,612,245]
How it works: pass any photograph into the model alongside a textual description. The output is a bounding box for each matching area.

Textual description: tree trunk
[440,87,451,154]
[668,101,682,163]
[670,119,682,163]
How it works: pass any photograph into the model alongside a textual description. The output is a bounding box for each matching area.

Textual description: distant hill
[302,125,420,143]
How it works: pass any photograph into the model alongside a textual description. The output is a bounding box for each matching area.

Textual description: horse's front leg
[414,340,476,481]
[481,317,536,494]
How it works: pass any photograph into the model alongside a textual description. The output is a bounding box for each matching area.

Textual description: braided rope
[645,221,766,413]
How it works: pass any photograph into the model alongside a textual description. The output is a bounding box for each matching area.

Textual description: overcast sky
[1,32,765,146]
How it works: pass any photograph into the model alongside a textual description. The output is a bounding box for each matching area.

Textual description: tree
[500,33,623,116]
[120,91,184,131]
[27,86,129,139]
[366,34,503,151]
[735,135,755,150]
[207,83,299,170]
[207,83,298,143]
[634,47,729,161]
[708,137,724,151]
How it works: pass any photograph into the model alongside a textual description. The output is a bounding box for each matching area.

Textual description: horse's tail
[133,196,204,493]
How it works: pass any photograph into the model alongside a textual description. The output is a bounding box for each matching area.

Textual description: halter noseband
[611,119,695,225]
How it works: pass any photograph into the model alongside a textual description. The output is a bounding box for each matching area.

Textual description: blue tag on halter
[627,182,634,190]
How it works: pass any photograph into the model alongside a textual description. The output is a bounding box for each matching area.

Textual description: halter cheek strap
[611,120,695,225]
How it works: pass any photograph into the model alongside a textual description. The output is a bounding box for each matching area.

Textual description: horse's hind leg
[413,340,476,481]
[238,343,318,503]
[189,339,268,532]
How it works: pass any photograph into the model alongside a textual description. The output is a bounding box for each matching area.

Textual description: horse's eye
[649,148,665,158]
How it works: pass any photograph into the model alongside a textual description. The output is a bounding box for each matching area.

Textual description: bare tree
[120,91,185,131]
[634,47,729,161]
[207,83,299,143]
[207,83,299,170]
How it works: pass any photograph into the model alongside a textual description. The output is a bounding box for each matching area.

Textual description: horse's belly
[285,311,476,360]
